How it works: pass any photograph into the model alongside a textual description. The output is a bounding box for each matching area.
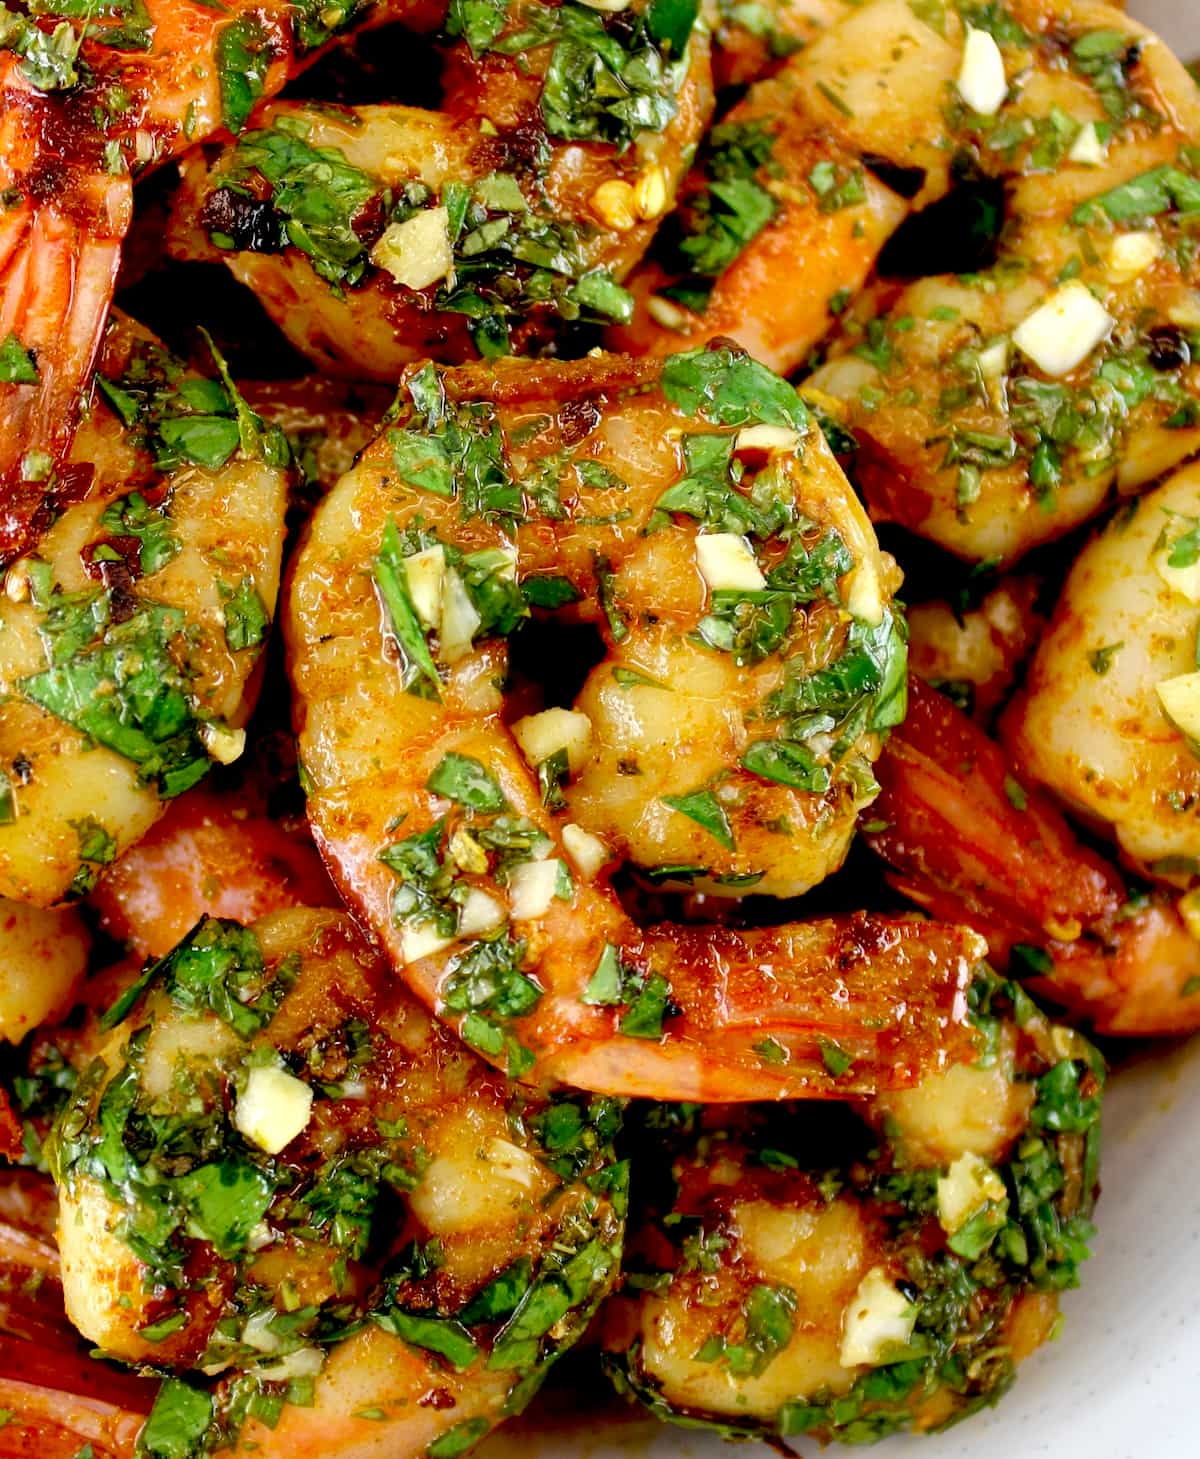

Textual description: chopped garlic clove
[1068,120,1106,166]
[370,207,454,291]
[845,558,884,626]
[201,723,246,765]
[1012,281,1114,377]
[487,1136,545,1188]
[647,295,692,330]
[457,888,506,937]
[957,26,1007,116]
[839,1267,917,1367]
[936,1151,1007,1235]
[439,567,481,663]
[235,1066,313,1155]
[398,920,456,964]
[977,338,1009,379]
[1154,542,1200,604]
[734,423,802,456]
[563,822,610,879]
[1106,230,1162,284]
[508,859,567,920]
[1156,671,1200,741]
[696,532,766,593]
[512,706,593,776]
[403,545,447,629]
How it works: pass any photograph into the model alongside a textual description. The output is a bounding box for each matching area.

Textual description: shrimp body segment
[0,320,289,906]
[51,907,625,1459]
[808,0,1200,563]
[604,970,1103,1443]
[167,0,714,377]
[286,346,981,1099]
[609,0,955,372]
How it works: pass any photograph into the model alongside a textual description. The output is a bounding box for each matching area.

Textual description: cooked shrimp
[51,906,625,1459]
[866,675,1200,1036]
[907,574,1044,722]
[603,969,1103,1442]
[287,344,981,1099]
[166,0,713,376]
[0,0,420,506]
[0,315,288,905]
[1004,461,1200,885]
[808,0,1200,563]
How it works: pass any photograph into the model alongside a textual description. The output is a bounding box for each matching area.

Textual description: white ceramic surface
[506,4,1200,1457]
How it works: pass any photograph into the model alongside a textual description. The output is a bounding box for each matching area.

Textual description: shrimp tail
[0,1200,155,1458]
[866,675,1122,945]
[0,63,131,550]
[867,677,1200,1036]
[0,203,126,503]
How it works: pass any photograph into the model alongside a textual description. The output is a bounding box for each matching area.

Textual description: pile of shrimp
[0,0,1196,1454]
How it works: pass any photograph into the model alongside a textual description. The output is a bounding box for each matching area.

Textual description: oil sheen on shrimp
[50,906,625,1459]
[0,0,426,505]
[286,344,983,1100]
[806,0,1200,563]
[166,0,713,377]
[0,316,288,906]
[603,969,1103,1443]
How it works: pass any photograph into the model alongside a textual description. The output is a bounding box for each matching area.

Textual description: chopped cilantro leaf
[660,786,735,850]
[0,332,38,384]
[426,753,507,812]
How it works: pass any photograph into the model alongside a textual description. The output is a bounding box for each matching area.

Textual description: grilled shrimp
[287,344,982,1099]
[1004,461,1200,886]
[0,0,422,508]
[0,315,288,905]
[0,1170,155,1459]
[602,969,1103,1443]
[867,676,1200,1036]
[808,0,1200,563]
[166,0,713,376]
[50,906,625,1459]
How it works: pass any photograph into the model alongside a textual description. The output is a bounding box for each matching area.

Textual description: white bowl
[495,4,1200,1455]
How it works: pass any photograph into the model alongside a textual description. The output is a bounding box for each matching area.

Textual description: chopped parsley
[216,15,272,134]
[0,332,37,384]
[581,942,674,1039]
[659,786,735,851]
[672,121,780,291]
[20,595,213,798]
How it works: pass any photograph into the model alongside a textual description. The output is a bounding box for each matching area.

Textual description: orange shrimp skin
[867,678,1200,1036]
[0,0,421,523]
[89,787,338,959]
